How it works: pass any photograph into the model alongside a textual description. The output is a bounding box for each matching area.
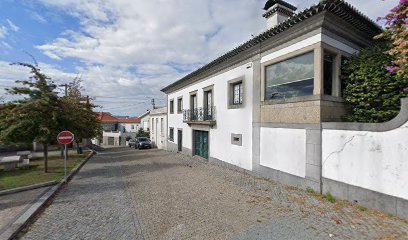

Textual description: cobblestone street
[19,148,407,240]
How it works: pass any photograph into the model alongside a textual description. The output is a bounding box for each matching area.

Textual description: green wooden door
[194,131,209,159]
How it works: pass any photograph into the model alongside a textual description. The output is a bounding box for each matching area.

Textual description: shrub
[342,41,408,123]
[325,192,336,203]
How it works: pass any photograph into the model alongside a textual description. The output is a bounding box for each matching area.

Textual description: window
[190,94,197,110]
[131,125,135,130]
[161,118,164,137]
[228,77,244,109]
[265,51,314,100]
[177,97,183,114]
[151,118,154,133]
[232,82,243,105]
[323,52,336,96]
[170,100,174,114]
[204,90,213,120]
[169,128,174,141]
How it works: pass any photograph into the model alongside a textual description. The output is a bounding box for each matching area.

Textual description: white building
[160,0,408,218]
[139,111,150,132]
[95,112,141,146]
[150,107,167,149]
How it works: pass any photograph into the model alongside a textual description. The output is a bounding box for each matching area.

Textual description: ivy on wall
[341,41,408,123]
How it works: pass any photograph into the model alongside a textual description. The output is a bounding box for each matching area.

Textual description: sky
[0,0,400,117]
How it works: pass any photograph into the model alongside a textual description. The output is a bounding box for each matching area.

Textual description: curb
[2,150,96,240]
[0,181,58,197]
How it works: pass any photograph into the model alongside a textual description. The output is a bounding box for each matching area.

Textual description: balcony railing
[183,107,216,125]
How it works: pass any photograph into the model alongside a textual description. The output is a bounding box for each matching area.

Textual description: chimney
[263,0,297,29]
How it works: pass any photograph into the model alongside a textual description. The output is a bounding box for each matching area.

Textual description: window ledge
[262,95,345,105]
[228,104,244,109]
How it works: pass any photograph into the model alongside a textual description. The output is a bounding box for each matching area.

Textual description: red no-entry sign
[57,131,75,145]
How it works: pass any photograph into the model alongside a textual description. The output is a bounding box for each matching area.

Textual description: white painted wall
[118,123,140,133]
[167,63,254,170]
[150,114,167,150]
[260,128,306,178]
[322,122,408,200]
[261,33,358,64]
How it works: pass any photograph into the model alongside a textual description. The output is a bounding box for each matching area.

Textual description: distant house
[94,112,141,146]
[138,111,150,132]
[149,107,167,149]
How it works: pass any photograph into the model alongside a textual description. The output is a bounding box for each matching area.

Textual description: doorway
[177,130,183,152]
[193,130,209,159]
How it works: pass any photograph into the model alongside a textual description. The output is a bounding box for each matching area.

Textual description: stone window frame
[177,96,183,114]
[203,85,214,109]
[261,43,351,105]
[261,45,317,104]
[189,90,198,110]
[231,133,243,146]
[228,77,245,109]
[169,99,174,114]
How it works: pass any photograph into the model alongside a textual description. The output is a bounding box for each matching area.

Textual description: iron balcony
[182,107,216,126]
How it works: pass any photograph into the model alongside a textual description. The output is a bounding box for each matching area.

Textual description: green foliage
[325,192,336,203]
[342,42,408,123]
[136,128,150,138]
[306,187,315,193]
[0,63,101,171]
[357,205,367,212]
[59,78,102,148]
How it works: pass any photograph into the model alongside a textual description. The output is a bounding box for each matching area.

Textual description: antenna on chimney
[151,98,156,109]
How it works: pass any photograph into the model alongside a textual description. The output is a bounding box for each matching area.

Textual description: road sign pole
[64,144,67,182]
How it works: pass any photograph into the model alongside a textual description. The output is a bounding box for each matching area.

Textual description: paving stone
[19,148,408,240]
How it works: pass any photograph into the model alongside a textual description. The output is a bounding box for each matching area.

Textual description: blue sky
[0,0,400,116]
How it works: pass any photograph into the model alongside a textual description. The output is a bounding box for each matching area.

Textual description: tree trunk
[60,145,64,157]
[76,141,80,154]
[44,143,48,173]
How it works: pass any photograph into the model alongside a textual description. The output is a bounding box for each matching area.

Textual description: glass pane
[266,51,314,100]
[239,84,243,103]
[233,84,241,104]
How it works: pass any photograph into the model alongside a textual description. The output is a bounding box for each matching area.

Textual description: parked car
[128,139,136,148]
[135,137,152,149]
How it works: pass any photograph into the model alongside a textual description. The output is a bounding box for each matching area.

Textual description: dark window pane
[324,53,335,95]
[266,51,314,100]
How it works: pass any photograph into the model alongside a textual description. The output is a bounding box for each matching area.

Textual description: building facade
[161,0,408,217]
[150,107,168,150]
[95,112,141,146]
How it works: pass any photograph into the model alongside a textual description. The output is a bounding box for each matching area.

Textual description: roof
[150,107,167,115]
[97,112,141,124]
[138,111,150,119]
[264,0,297,11]
[161,0,381,94]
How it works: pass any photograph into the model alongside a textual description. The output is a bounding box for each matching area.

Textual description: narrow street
[19,148,407,240]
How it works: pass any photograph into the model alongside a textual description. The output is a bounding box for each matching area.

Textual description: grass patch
[306,187,315,193]
[0,152,89,191]
[357,205,367,212]
[325,192,336,203]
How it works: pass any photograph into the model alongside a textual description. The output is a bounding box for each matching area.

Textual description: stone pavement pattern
[20,148,408,240]
[0,187,52,238]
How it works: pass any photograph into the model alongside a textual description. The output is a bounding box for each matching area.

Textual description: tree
[375,0,407,80]
[59,78,102,153]
[136,128,150,138]
[342,42,408,123]
[0,63,60,172]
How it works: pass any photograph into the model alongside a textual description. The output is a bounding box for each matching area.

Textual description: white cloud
[6,19,19,32]
[0,25,7,39]
[29,0,399,116]
[30,11,48,24]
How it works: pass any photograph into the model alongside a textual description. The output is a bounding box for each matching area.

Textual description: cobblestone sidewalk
[19,149,143,240]
[19,148,408,240]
